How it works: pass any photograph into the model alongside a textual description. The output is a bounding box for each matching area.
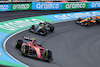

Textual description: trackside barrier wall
[31,2,63,10]
[0,4,11,11]
[31,2,100,10]
[0,3,32,11]
[0,2,100,11]
[11,3,32,10]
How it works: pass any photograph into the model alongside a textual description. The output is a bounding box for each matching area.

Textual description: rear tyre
[31,25,35,29]
[39,23,43,25]
[16,40,23,49]
[50,26,54,32]
[29,25,35,33]
[47,50,53,62]
[96,20,99,24]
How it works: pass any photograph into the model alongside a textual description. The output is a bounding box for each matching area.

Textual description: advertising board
[0,4,11,11]
[62,2,88,10]
[32,2,63,10]
[88,2,100,8]
[11,3,32,10]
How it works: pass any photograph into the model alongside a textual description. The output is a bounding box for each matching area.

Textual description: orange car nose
[90,20,95,23]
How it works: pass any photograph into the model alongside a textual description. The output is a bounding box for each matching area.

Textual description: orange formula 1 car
[75,16,100,26]
[16,36,53,62]
[94,16,100,24]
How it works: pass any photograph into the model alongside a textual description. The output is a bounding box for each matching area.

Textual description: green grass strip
[0,60,26,67]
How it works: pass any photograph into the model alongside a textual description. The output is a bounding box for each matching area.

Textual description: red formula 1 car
[15,36,53,62]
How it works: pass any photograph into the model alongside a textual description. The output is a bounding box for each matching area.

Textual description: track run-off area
[1,10,100,67]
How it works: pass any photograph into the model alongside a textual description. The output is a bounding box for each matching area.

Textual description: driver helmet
[41,24,44,27]
[79,18,81,20]
[90,17,93,19]
[33,38,36,41]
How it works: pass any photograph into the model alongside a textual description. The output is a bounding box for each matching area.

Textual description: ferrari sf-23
[15,36,53,62]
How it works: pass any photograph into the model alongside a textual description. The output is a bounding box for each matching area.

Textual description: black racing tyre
[39,23,43,25]
[29,28,32,32]
[31,25,35,29]
[44,49,53,62]
[50,26,54,32]
[96,20,99,24]
[47,50,52,59]
[16,40,23,49]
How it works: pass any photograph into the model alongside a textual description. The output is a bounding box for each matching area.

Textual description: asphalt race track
[3,10,100,67]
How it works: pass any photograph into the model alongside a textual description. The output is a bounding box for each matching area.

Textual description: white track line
[3,19,75,67]
[3,28,30,67]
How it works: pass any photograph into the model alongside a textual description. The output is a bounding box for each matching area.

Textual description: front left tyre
[43,49,53,62]
[16,40,23,49]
